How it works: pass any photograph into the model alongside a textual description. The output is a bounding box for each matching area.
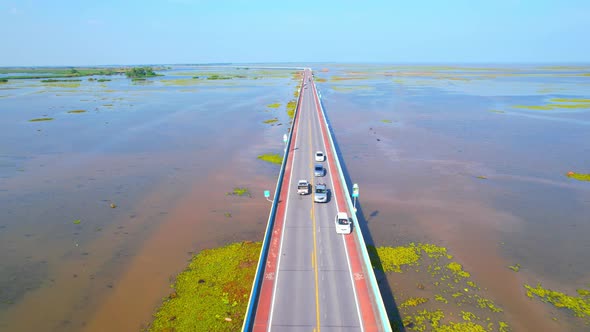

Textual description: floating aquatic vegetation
[67,110,86,114]
[489,110,505,114]
[369,243,507,330]
[257,153,283,165]
[29,117,54,122]
[286,100,297,119]
[401,297,429,308]
[149,241,261,331]
[446,262,470,278]
[549,98,590,103]
[267,103,281,109]
[227,187,250,197]
[525,283,590,321]
[263,118,279,124]
[566,172,590,182]
[508,264,520,272]
[381,119,393,123]
[72,219,81,225]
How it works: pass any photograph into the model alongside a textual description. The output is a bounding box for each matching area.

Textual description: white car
[335,212,352,234]
[315,151,325,162]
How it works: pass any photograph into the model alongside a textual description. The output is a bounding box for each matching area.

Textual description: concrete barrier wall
[315,87,392,332]
[241,73,305,331]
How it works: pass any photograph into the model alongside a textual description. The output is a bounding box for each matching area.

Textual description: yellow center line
[308,90,321,332]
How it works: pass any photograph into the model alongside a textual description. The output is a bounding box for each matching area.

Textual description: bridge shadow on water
[321,99,405,332]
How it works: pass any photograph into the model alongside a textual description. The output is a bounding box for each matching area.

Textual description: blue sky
[1,0,589,66]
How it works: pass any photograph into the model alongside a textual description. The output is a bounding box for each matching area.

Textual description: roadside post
[283,133,288,151]
[352,183,359,213]
[264,190,272,202]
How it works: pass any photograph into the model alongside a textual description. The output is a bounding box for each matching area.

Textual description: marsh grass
[513,104,589,110]
[330,85,374,93]
[43,82,81,88]
[257,153,283,165]
[29,117,54,122]
[148,241,262,331]
[41,79,82,83]
[161,79,201,86]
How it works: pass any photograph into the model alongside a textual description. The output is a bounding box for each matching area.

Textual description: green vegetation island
[0,66,166,81]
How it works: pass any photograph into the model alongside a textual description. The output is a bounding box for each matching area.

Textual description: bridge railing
[314,83,392,332]
[241,71,306,331]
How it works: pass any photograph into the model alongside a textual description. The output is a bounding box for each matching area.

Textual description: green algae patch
[227,187,250,197]
[72,219,81,225]
[566,172,590,182]
[67,110,86,114]
[267,103,281,109]
[381,119,393,123]
[315,77,327,83]
[263,118,279,124]
[149,241,262,331]
[525,283,590,321]
[29,117,54,122]
[257,153,283,165]
[489,109,505,114]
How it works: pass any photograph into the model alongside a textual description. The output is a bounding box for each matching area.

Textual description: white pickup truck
[297,180,310,195]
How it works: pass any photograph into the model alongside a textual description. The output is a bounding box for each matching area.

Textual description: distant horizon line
[1,61,590,68]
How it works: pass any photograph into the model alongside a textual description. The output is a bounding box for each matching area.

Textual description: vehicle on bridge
[335,212,352,234]
[314,164,325,177]
[314,183,328,203]
[315,151,325,162]
[297,179,310,195]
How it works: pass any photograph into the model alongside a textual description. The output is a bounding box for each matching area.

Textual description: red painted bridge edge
[251,70,307,332]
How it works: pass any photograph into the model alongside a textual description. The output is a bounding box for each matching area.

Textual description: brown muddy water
[1,64,589,331]
[315,64,590,331]
[0,66,298,331]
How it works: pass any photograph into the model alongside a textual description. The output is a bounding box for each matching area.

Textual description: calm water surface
[1,64,589,331]
[0,66,298,331]
[315,64,590,331]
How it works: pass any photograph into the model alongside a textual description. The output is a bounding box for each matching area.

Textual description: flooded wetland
[1,64,590,331]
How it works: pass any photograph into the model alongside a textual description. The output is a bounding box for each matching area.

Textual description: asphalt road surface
[253,69,365,331]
